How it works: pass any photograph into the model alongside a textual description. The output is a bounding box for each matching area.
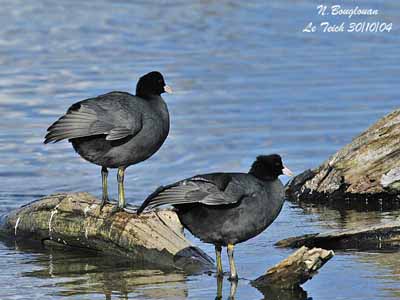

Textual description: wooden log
[275,221,400,250]
[251,246,334,290]
[285,108,400,204]
[0,192,334,289]
[0,192,214,272]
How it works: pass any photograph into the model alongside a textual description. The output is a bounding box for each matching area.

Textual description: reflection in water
[216,276,223,300]
[3,237,314,300]
[287,203,400,298]
[256,285,307,300]
[293,201,400,232]
[2,202,400,299]
[215,275,308,300]
[356,251,400,300]
[228,279,238,300]
[215,277,238,300]
[6,240,188,299]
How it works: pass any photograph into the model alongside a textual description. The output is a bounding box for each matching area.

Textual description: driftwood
[252,246,334,290]
[0,192,214,272]
[0,192,334,289]
[276,221,400,250]
[286,108,400,203]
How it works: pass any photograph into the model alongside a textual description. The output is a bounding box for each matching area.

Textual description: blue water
[0,1,399,299]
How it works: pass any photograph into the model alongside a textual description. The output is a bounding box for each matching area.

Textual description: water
[0,0,399,299]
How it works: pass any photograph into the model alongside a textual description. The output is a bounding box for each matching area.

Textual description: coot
[44,71,172,210]
[137,154,293,280]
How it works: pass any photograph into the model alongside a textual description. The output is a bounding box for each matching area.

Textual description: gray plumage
[138,154,291,247]
[45,91,169,168]
[44,71,171,209]
[138,172,284,245]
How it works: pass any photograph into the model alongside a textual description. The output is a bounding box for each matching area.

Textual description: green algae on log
[0,192,214,272]
[286,109,400,203]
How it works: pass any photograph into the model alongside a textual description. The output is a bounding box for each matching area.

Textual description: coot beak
[164,85,173,94]
[282,165,294,177]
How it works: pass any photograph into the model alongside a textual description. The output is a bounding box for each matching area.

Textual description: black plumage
[44,71,172,210]
[137,154,293,280]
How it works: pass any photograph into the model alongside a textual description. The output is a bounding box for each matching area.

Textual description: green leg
[100,167,109,209]
[215,245,223,277]
[215,275,223,300]
[227,244,238,281]
[117,167,126,209]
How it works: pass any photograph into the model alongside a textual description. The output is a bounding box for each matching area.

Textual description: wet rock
[286,109,400,203]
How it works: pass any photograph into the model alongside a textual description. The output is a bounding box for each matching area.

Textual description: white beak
[164,85,173,94]
[282,165,294,177]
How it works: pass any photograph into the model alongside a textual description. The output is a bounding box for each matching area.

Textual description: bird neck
[136,92,161,101]
[146,95,166,107]
[147,96,169,127]
[248,169,278,182]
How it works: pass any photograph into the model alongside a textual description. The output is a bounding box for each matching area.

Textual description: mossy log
[286,109,400,203]
[0,192,214,272]
[0,192,334,288]
[276,221,400,250]
[252,246,334,290]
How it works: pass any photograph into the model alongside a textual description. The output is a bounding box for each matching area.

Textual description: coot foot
[99,198,109,211]
[110,205,125,214]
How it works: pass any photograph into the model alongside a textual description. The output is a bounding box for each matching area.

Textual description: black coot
[137,154,293,280]
[44,71,172,210]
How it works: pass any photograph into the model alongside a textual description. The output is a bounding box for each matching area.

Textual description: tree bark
[285,108,400,204]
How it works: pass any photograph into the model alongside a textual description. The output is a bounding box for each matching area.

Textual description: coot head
[249,154,293,181]
[136,71,172,98]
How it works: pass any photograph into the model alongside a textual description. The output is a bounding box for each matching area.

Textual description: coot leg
[100,167,109,209]
[216,275,223,300]
[215,245,223,277]
[228,279,238,300]
[227,244,238,281]
[117,167,126,209]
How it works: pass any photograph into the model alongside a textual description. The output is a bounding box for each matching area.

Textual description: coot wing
[44,92,143,143]
[137,174,248,214]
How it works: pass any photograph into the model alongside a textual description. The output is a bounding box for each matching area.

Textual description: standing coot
[44,71,172,211]
[137,154,293,280]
